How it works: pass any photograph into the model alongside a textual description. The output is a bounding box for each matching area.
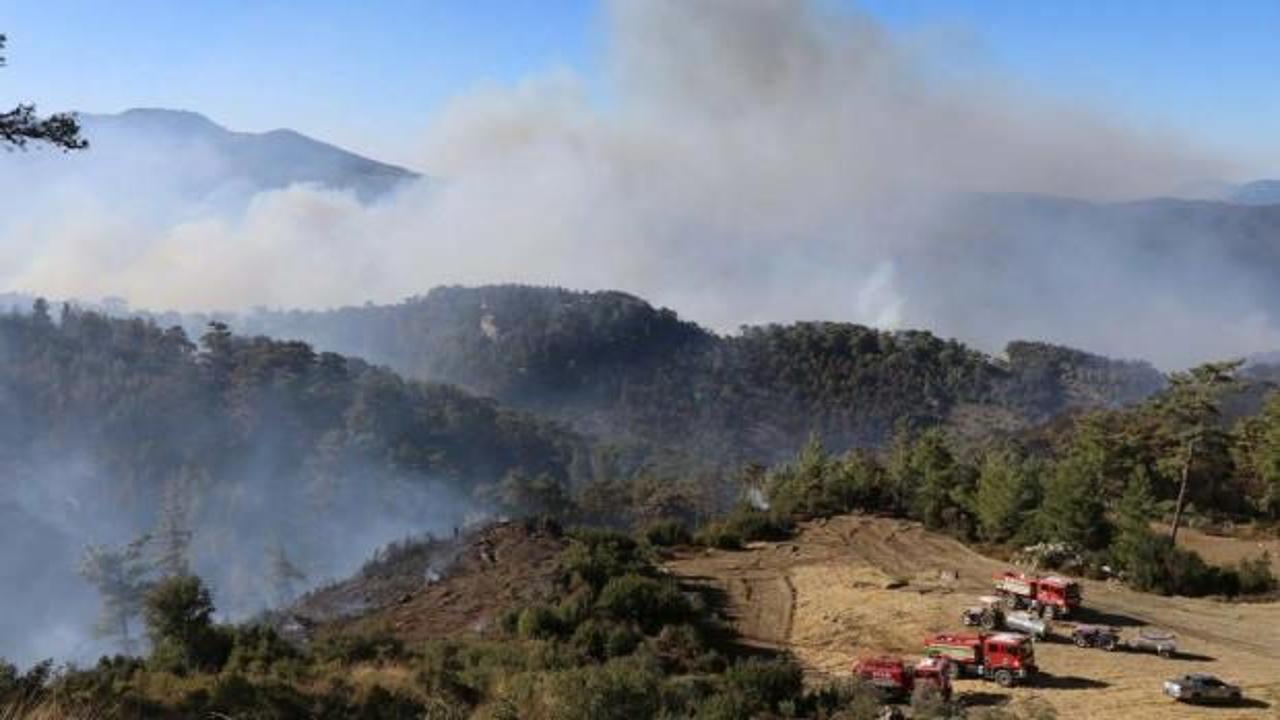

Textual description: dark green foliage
[311,629,405,665]
[975,449,1038,542]
[231,286,1162,465]
[1235,553,1277,595]
[643,519,692,547]
[516,605,562,640]
[0,35,87,151]
[224,625,302,676]
[1036,454,1112,550]
[595,574,695,634]
[142,575,231,674]
[718,656,806,716]
[561,529,649,591]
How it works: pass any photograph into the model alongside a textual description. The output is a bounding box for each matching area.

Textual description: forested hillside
[0,302,589,663]
[205,285,1166,463]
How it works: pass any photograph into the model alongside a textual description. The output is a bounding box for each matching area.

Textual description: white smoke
[0,0,1266,367]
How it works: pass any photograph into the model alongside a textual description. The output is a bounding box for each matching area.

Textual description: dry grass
[0,699,108,720]
[668,513,1280,719]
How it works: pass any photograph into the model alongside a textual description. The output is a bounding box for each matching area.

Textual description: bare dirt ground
[667,515,1280,719]
[298,521,566,642]
[1164,526,1280,576]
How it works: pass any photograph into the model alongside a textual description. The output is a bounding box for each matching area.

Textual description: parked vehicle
[961,596,1049,639]
[853,656,954,702]
[923,632,1037,687]
[1129,628,1177,658]
[1071,624,1178,658]
[994,571,1082,619]
[1071,624,1120,651]
[1163,674,1242,704]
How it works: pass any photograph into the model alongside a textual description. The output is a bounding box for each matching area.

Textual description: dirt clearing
[667,515,1280,719]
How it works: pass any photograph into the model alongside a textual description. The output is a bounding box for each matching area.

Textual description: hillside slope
[0,304,585,664]
[205,285,1165,463]
[668,514,1280,718]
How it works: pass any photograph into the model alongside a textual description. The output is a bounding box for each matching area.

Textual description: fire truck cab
[853,655,954,701]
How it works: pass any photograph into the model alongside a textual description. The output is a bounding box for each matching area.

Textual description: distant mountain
[79,108,419,202]
[1228,179,1280,206]
[0,108,418,214]
[180,285,1166,462]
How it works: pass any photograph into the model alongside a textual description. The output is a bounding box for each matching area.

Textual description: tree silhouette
[78,536,154,655]
[0,34,86,150]
[1156,360,1241,544]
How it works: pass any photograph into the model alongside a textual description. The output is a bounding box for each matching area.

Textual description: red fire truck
[922,632,1037,687]
[853,656,953,701]
[993,571,1082,619]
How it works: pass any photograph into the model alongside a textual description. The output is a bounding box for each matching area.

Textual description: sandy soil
[1165,526,1280,576]
[667,515,1280,719]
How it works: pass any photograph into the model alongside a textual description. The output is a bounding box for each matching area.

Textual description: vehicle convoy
[961,596,1049,639]
[994,571,1082,619]
[1163,674,1243,704]
[923,632,1037,687]
[853,656,953,702]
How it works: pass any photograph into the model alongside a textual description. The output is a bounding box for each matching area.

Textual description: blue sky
[2,1,1277,171]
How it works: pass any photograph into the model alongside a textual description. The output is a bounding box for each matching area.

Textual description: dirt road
[667,515,1280,719]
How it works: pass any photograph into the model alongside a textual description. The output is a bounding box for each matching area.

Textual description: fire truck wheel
[993,669,1014,688]
[1043,605,1057,620]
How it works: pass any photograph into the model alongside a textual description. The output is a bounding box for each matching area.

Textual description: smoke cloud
[0,0,1270,369]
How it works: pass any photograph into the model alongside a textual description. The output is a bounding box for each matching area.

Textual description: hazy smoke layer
[0,0,1268,368]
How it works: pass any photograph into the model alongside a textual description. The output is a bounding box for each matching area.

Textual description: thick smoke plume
[0,0,1267,367]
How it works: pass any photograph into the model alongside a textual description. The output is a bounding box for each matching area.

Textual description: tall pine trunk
[1169,438,1196,545]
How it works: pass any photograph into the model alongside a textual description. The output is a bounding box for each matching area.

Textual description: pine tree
[975,449,1032,542]
[78,535,154,655]
[153,474,195,577]
[0,34,86,150]
[1037,454,1110,550]
[1155,361,1241,543]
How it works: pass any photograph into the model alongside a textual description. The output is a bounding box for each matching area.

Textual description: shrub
[595,574,694,634]
[0,659,53,707]
[652,624,705,672]
[516,605,562,640]
[721,656,804,714]
[312,629,405,665]
[562,530,649,591]
[644,519,692,547]
[225,624,301,676]
[694,521,743,550]
[541,657,663,720]
[1236,553,1277,595]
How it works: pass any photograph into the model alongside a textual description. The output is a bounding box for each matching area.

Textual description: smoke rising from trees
[1,0,1270,368]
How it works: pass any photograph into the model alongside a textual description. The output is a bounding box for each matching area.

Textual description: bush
[562,530,649,591]
[225,624,301,676]
[1236,553,1277,595]
[312,629,405,665]
[516,605,562,640]
[595,574,694,634]
[694,521,743,550]
[0,658,53,707]
[720,656,805,714]
[644,519,692,547]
